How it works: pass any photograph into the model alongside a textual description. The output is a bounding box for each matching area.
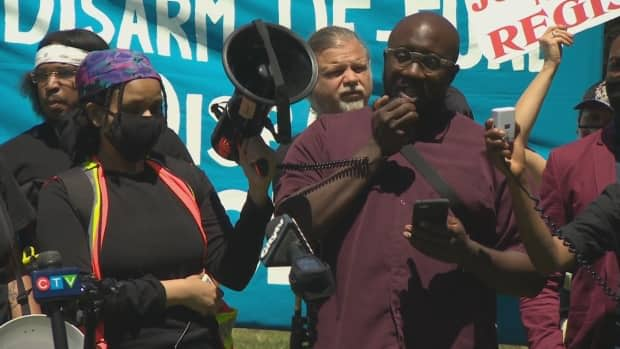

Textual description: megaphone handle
[253,20,292,143]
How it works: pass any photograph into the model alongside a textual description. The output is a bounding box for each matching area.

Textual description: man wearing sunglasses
[275,12,543,349]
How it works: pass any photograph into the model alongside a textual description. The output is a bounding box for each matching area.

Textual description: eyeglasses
[30,68,77,84]
[385,47,456,72]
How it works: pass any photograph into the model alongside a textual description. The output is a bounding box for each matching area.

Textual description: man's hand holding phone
[404,199,474,265]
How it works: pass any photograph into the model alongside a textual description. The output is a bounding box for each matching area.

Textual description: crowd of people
[0,9,618,349]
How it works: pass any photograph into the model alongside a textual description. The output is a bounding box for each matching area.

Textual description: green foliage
[232,328,527,349]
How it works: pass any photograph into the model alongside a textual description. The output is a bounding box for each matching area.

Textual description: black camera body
[261,214,334,301]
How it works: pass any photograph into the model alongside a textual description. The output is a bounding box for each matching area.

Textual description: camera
[260,214,334,301]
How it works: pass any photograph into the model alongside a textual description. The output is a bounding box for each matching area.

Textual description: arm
[199,137,275,290]
[276,140,384,242]
[515,26,572,142]
[200,181,273,290]
[461,177,546,297]
[524,149,547,189]
[276,97,417,241]
[507,176,577,273]
[460,240,545,297]
[484,120,576,274]
[519,153,568,349]
[514,27,572,184]
[407,184,544,297]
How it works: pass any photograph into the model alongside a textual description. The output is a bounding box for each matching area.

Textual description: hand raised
[539,26,574,67]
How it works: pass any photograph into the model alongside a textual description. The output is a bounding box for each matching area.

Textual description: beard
[338,99,366,112]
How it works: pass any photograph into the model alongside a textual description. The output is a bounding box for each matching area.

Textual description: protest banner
[0,1,607,342]
[466,0,620,63]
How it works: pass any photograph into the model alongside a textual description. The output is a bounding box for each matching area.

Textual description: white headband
[34,44,88,68]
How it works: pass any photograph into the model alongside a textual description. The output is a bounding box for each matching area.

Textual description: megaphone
[211,20,318,162]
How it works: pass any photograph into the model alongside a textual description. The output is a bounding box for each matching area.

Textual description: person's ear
[446,64,460,85]
[85,102,105,127]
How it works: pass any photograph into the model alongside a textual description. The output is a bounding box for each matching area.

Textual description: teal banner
[0,0,605,343]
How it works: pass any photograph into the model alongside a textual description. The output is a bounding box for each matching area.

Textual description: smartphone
[412,198,450,228]
[491,107,515,142]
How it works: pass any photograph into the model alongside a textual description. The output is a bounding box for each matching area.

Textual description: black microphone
[261,215,334,301]
[31,251,82,349]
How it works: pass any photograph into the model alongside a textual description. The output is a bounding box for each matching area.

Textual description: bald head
[383,12,460,117]
[389,12,460,61]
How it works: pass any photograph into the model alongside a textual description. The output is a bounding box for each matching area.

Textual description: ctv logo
[35,274,78,292]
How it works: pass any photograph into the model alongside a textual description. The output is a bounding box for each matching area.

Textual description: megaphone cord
[278,158,369,197]
[501,161,620,305]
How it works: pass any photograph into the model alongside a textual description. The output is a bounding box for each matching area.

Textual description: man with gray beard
[307,26,373,116]
[273,27,373,190]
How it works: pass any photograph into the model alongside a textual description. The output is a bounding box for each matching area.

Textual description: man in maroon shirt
[275,12,543,349]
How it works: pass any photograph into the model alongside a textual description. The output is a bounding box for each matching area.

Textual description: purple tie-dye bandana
[76,48,161,101]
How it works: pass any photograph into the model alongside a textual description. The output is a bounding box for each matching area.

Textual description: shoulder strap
[146,159,207,247]
[400,144,468,217]
[56,162,106,279]
[57,167,94,232]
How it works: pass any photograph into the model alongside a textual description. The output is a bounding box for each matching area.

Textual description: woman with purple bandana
[34,49,276,349]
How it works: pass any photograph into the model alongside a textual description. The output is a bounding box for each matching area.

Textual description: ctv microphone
[31,251,82,302]
[31,251,81,349]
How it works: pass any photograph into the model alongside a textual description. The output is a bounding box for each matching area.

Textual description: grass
[233,328,289,349]
[232,328,527,349]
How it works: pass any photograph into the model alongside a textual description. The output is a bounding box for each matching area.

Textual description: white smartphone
[491,107,515,142]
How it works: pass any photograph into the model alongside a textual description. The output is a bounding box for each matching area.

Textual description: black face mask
[105,112,164,162]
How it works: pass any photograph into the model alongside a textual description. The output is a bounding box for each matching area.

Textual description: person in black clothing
[0,155,36,325]
[0,28,193,209]
[35,48,274,349]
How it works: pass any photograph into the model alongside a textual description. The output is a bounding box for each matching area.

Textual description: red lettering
[575,0,620,19]
[590,0,606,16]
[471,0,489,12]
[554,0,589,28]
[488,25,522,59]
[519,9,548,45]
